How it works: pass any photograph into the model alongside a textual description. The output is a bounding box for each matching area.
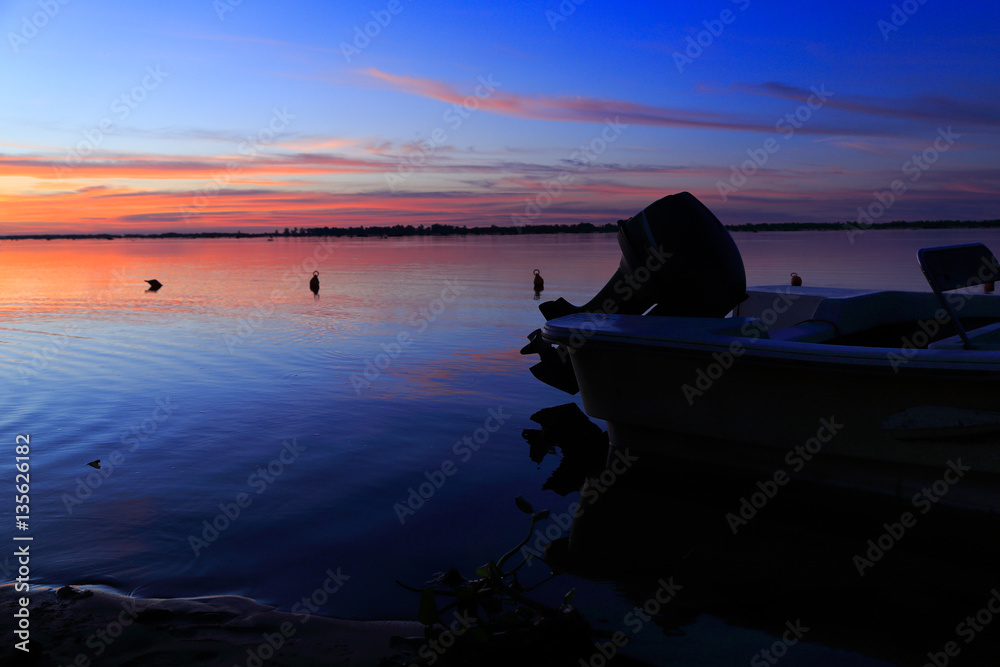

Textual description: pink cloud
[364,68,798,134]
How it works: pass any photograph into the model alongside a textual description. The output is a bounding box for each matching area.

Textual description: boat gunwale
[541,313,1000,372]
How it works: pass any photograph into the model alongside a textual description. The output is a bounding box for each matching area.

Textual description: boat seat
[809,291,943,337]
[918,243,1000,350]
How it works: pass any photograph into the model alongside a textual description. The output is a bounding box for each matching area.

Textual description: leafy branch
[388,497,588,666]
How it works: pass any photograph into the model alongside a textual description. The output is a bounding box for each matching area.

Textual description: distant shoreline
[3,219,1000,241]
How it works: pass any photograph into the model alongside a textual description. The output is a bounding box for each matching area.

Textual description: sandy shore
[1,584,423,666]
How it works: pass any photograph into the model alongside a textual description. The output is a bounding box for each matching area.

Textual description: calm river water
[6,228,1000,665]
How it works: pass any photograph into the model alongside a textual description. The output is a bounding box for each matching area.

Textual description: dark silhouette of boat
[523,191,1000,508]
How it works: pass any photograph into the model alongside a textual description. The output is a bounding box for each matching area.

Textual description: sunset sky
[1,0,998,234]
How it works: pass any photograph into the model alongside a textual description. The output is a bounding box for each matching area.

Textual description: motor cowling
[617,191,746,317]
[524,192,747,392]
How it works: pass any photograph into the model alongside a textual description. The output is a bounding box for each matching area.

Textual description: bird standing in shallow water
[309,271,320,294]
[533,269,544,290]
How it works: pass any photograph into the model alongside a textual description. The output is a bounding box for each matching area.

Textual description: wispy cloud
[0,152,394,181]
[740,82,1000,131]
[363,68,898,136]
[365,68,779,133]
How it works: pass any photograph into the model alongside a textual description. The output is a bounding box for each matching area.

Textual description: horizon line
[4,218,1000,241]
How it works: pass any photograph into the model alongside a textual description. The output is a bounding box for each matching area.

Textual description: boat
[524,192,1000,510]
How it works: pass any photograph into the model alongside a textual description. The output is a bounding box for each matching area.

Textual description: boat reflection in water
[527,404,1000,665]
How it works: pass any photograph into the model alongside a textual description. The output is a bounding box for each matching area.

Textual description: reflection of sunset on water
[3,230,1000,664]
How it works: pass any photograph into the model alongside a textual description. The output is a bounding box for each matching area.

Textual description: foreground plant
[385,497,591,666]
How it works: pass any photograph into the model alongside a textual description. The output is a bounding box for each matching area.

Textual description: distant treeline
[0,222,617,241]
[2,219,999,241]
[266,222,620,237]
[727,219,1000,232]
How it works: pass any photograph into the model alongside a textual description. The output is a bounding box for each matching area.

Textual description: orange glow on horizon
[1,142,994,233]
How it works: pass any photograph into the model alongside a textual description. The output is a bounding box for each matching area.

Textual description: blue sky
[1,0,997,232]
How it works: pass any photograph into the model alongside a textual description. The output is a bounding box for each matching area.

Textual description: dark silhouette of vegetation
[387,497,590,667]
[727,219,1000,233]
[0,222,617,241]
[1,219,998,241]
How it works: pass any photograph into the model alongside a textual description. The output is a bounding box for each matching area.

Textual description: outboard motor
[522,191,747,393]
